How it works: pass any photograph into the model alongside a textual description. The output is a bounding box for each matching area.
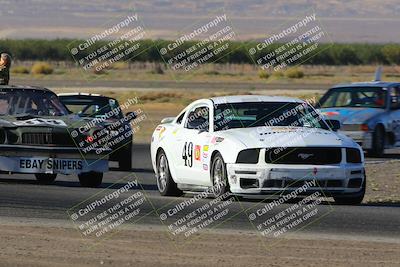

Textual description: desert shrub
[204,70,220,75]
[258,70,270,79]
[110,62,128,70]
[285,68,304,79]
[31,62,53,74]
[272,70,285,78]
[11,66,30,74]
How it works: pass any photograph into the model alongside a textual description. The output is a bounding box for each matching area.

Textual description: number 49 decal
[182,142,193,167]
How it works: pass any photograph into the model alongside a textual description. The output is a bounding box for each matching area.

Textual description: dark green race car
[0,86,110,187]
[58,93,135,171]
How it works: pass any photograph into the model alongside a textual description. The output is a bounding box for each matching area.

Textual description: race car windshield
[318,87,387,108]
[0,90,68,116]
[214,102,327,131]
[59,97,122,119]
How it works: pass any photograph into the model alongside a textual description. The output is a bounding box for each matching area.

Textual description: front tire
[334,177,366,205]
[119,146,132,171]
[368,126,385,157]
[35,174,57,184]
[156,150,182,196]
[210,153,230,198]
[78,172,103,187]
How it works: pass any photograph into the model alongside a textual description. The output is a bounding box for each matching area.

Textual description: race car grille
[22,133,75,146]
[22,133,53,145]
[265,147,342,165]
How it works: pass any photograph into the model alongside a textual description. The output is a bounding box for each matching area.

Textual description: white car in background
[151,95,366,204]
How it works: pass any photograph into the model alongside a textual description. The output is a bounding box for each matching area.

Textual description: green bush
[11,66,30,74]
[0,39,399,66]
[31,62,54,75]
[285,68,304,79]
[382,44,400,64]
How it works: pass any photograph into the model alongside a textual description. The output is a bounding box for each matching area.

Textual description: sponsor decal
[194,145,201,161]
[172,128,179,136]
[159,127,166,138]
[19,158,83,170]
[202,145,209,161]
[202,164,208,171]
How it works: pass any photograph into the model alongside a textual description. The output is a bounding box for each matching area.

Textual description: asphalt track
[0,144,399,241]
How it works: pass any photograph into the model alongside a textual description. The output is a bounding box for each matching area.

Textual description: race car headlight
[346,148,362,163]
[236,149,260,164]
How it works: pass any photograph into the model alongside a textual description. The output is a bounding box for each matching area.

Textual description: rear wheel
[210,153,230,198]
[35,174,57,184]
[156,150,182,196]
[78,172,103,187]
[368,126,385,157]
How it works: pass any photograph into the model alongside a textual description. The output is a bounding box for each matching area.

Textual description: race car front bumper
[0,145,108,175]
[226,163,365,196]
[0,156,108,175]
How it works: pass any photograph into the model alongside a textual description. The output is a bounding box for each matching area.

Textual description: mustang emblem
[298,153,314,160]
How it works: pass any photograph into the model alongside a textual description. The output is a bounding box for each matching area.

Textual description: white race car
[151,95,366,204]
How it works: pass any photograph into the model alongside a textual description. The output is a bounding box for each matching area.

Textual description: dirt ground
[365,160,400,203]
[0,222,399,267]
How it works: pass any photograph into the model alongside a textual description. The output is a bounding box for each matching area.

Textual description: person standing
[0,53,12,85]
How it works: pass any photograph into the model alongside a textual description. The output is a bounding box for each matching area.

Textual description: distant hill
[0,0,399,42]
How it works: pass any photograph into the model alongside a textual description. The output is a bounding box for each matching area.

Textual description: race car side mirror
[161,117,175,124]
[325,119,341,131]
[125,112,137,121]
[390,96,400,110]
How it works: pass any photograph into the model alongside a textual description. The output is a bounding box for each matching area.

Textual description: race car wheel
[369,126,385,157]
[119,146,132,171]
[210,153,230,198]
[35,174,57,185]
[78,172,103,188]
[156,150,182,196]
[334,176,366,205]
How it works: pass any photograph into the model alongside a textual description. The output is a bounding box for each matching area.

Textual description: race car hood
[319,107,385,124]
[218,127,356,149]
